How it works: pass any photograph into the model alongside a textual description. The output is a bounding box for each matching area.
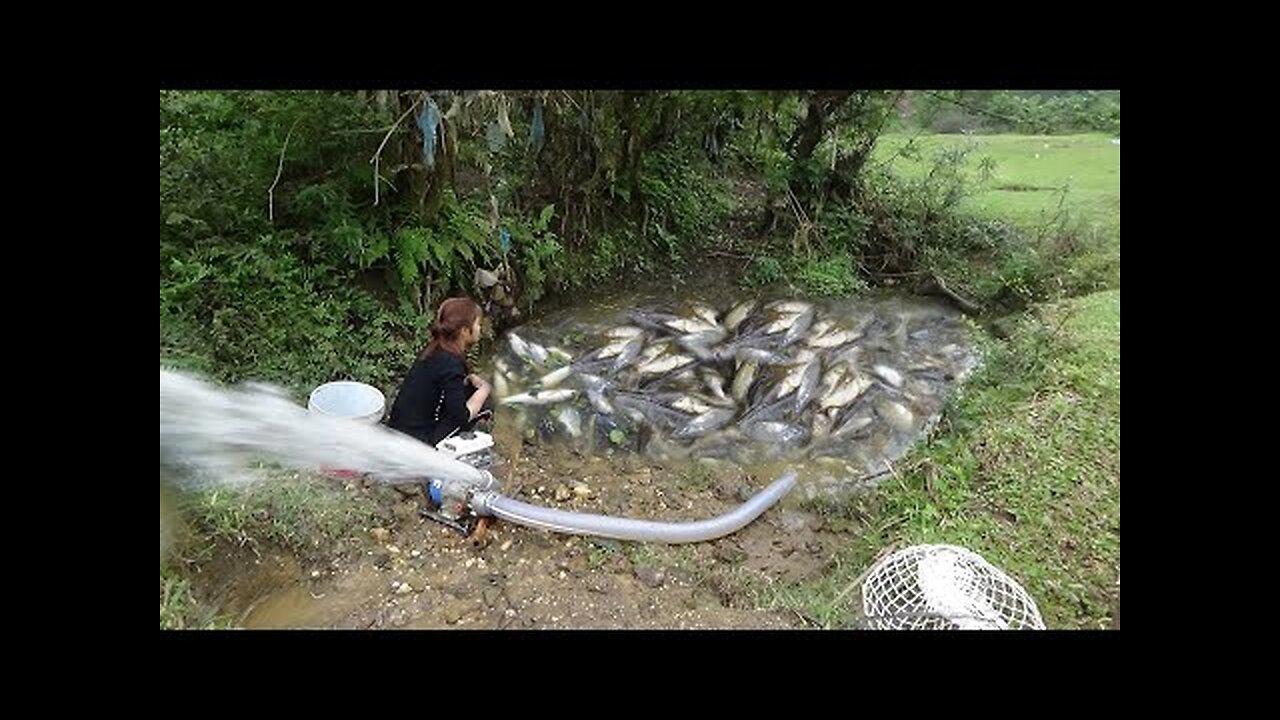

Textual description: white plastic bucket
[308,381,386,424]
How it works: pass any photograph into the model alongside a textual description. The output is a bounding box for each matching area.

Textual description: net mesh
[860,544,1045,630]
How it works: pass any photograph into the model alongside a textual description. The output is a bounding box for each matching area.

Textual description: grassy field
[877,133,1121,297]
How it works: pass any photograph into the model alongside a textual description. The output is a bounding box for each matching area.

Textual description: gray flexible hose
[474,472,796,544]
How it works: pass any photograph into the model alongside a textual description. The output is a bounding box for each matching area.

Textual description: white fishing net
[860,544,1045,630]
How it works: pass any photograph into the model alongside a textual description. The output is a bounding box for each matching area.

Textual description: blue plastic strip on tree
[530,100,545,154]
[418,97,441,169]
[500,227,512,255]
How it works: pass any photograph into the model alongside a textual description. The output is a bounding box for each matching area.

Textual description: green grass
[876,133,1120,239]
[160,564,237,629]
[172,470,385,562]
[767,289,1121,629]
[160,470,388,629]
[876,133,1120,298]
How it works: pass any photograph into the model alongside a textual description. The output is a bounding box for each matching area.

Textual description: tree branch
[268,118,302,224]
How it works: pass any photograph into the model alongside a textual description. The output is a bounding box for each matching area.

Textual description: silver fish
[539,365,574,388]
[690,303,720,327]
[586,387,614,415]
[527,341,550,366]
[500,389,578,406]
[638,353,694,376]
[794,358,822,413]
[744,421,808,446]
[611,334,646,372]
[780,307,815,347]
[723,300,757,332]
[555,406,583,437]
[872,365,904,388]
[700,368,731,403]
[876,399,915,432]
[732,360,759,403]
[820,371,873,410]
[672,407,736,440]
[664,316,717,335]
[735,347,787,366]
[507,333,534,364]
[605,325,645,339]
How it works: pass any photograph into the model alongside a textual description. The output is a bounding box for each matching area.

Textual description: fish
[734,347,787,366]
[594,337,631,359]
[611,334,646,373]
[499,389,578,406]
[812,410,834,439]
[731,360,760,403]
[793,357,822,413]
[671,407,737,440]
[690,303,720,327]
[637,353,694,376]
[538,365,574,388]
[807,328,862,349]
[743,421,809,446]
[555,406,583,437]
[700,368,731,404]
[770,350,817,401]
[876,399,915,432]
[723,300,757,332]
[664,316,718,335]
[586,387,614,415]
[670,395,712,416]
[507,333,535,364]
[872,365,904,388]
[832,411,874,437]
[527,341,550,366]
[780,306,815,347]
[820,371,874,410]
[613,393,695,430]
[604,325,645,339]
[767,300,812,315]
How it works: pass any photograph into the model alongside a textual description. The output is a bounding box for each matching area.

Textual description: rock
[370,527,390,543]
[554,484,572,502]
[779,511,809,533]
[482,587,502,607]
[572,483,592,498]
[393,484,421,499]
[387,545,401,555]
[396,582,413,595]
[475,268,501,288]
[410,549,421,558]
[713,544,746,564]
[371,550,392,569]
[500,540,513,552]
[635,566,665,589]
[734,485,754,502]
[310,570,321,579]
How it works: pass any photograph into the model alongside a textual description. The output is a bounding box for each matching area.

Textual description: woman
[388,297,492,447]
